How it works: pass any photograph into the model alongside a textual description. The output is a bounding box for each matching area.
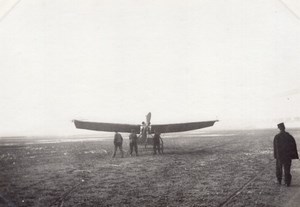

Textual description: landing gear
[138,130,164,154]
[144,134,154,149]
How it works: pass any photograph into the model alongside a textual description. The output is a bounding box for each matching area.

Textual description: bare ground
[0,129,299,207]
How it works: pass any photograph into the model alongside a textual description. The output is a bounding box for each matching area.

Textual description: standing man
[139,122,147,140]
[153,130,161,155]
[112,131,124,158]
[129,129,138,156]
[273,123,299,186]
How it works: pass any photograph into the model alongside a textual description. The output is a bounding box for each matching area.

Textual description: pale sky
[0,0,300,136]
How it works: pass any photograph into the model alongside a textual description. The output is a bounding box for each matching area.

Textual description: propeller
[146,112,151,126]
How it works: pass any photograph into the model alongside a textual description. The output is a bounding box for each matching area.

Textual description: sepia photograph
[0,0,300,206]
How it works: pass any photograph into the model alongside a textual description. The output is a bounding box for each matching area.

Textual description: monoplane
[73,112,218,152]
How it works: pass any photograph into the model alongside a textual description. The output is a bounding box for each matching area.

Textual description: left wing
[150,120,218,133]
[73,120,140,133]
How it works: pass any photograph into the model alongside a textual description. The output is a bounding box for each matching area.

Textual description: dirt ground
[0,129,300,207]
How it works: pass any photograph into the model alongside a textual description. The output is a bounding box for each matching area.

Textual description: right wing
[73,120,140,133]
[150,120,218,133]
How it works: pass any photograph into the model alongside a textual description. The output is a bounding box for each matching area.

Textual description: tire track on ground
[48,181,84,207]
[217,140,274,207]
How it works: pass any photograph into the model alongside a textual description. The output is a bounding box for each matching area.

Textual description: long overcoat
[274,131,299,162]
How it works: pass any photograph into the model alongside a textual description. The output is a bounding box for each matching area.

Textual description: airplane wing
[150,120,218,133]
[73,120,140,133]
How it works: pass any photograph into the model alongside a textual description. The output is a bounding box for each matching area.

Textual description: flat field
[1,129,300,207]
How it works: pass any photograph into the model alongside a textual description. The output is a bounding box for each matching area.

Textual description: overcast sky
[0,0,300,136]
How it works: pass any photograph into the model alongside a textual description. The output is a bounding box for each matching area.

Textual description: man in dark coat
[153,130,161,155]
[273,123,299,186]
[129,129,138,156]
[112,131,124,158]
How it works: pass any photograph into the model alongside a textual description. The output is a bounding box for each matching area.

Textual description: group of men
[112,129,162,158]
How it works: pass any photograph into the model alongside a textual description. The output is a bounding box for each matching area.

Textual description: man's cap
[277,123,285,128]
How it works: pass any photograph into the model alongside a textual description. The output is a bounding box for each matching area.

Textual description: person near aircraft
[138,121,148,144]
[129,129,138,156]
[153,130,161,155]
[140,122,146,135]
[273,123,299,186]
[112,131,124,158]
